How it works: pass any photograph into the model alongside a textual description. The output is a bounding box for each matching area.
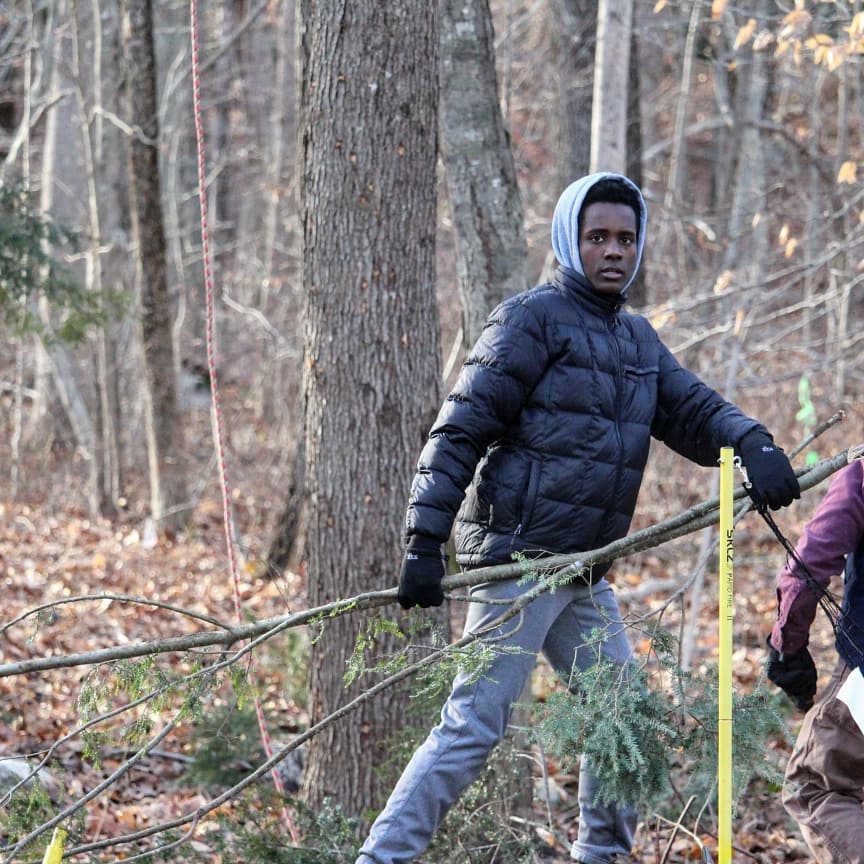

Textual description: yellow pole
[718,447,735,864]
[42,827,67,864]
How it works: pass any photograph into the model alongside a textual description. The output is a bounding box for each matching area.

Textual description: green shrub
[533,628,790,817]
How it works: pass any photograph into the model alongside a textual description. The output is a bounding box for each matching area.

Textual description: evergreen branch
[55,617,510,860]
[7,604,529,859]
[5,650,251,859]
[7,442,853,858]
[1,674,182,809]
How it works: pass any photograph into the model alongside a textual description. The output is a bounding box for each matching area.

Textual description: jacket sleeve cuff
[770,623,807,656]
[405,533,443,554]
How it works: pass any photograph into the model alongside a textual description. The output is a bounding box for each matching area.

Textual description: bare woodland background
[1,0,863,862]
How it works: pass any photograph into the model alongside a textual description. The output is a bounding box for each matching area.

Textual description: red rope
[189,0,298,841]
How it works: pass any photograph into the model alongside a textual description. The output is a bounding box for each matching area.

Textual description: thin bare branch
[1,593,231,634]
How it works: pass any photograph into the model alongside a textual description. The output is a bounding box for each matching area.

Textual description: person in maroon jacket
[767,457,864,864]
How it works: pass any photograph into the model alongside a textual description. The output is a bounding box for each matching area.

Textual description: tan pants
[783,658,864,864]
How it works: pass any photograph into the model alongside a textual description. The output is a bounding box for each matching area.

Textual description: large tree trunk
[121,0,189,535]
[439,0,528,348]
[299,0,441,814]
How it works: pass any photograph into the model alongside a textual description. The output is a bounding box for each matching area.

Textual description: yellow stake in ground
[41,827,67,864]
[718,447,735,864]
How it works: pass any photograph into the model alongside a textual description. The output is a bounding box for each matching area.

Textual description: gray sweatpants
[356,576,637,864]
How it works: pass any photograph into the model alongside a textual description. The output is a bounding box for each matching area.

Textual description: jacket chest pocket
[621,364,659,418]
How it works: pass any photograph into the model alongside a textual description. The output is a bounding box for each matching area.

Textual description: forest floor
[2,396,860,864]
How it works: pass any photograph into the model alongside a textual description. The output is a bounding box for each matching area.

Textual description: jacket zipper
[606,318,627,534]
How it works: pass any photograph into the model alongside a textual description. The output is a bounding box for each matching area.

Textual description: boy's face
[578,202,639,295]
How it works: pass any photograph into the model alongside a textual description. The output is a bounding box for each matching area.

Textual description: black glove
[738,430,800,511]
[766,635,817,711]
[397,534,445,610]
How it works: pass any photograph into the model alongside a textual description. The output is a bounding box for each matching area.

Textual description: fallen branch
[1,444,860,680]
[4,445,861,860]
[32,604,513,862]
[443,443,862,590]
[1,593,231,635]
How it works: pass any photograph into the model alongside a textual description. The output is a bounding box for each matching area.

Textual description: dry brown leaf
[734,19,757,50]
[837,161,858,184]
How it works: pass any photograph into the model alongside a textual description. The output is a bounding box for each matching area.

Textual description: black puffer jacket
[406,266,765,573]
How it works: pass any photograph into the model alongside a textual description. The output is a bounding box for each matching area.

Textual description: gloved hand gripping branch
[738,430,800,511]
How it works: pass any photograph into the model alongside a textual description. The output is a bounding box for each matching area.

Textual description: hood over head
[551,172,647,295]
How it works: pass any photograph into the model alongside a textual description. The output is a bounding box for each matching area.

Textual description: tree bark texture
[439,0,528,347]
[719,0,770,277]
[551,0,596,186]
[590,0,633,174]
[624,14,645,307]
[122,0,188,534]
[299,0,441,814]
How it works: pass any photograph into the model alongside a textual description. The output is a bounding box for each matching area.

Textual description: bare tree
[590,0,633,173]
[717,1,770,280]
[18,1,95,504]
[550,0,596,185]
[439,0,529,348]
[625,7,645,306]
[298,0,441,814]
[69,0,129,518]
[121,0,189,535]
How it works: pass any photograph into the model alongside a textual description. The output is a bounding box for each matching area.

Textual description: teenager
[357,173,800,864]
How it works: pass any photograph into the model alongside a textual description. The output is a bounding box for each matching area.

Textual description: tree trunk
[439,0,529,348]
[551,0,596,186]
[709,12,738,221]
[590,0,633,174]
[661,1,701,298]
[719,5,769,277]
[624,13,645,307]
[31,0,100,515]
[121,0,189,535]
[74,0,122,518]
[299,0,441,815]
[260,0,295,312]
